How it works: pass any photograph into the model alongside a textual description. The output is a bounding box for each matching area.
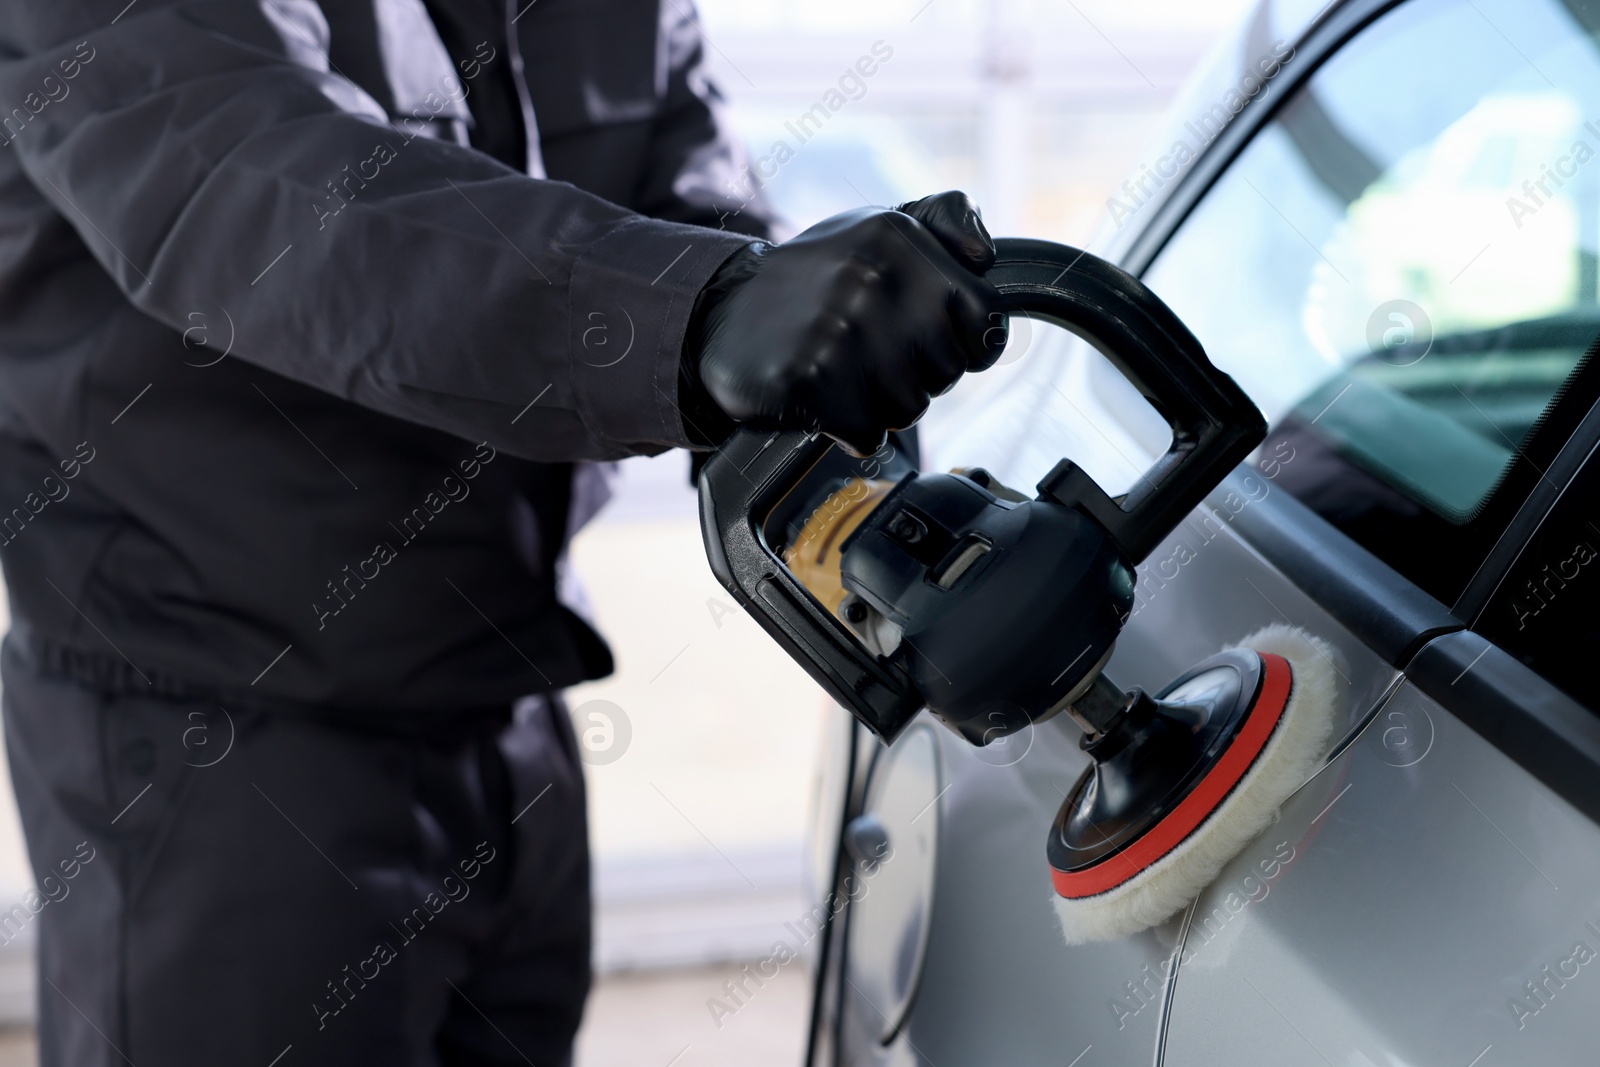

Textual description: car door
[1123,0,1600,1062]
[807,0,1600,1064]
[807,5,1409,1065]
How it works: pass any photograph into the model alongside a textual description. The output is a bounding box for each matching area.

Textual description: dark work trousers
[0,636,591,1067]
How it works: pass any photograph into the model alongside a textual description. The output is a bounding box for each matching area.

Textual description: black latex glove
[682,190,1007,456]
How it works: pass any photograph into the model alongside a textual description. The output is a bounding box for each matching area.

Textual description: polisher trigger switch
[931,535,992,590]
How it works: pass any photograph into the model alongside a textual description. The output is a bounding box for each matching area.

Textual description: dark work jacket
[0,1,775,717]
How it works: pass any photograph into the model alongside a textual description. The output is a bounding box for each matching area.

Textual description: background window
[1137,0,1600,603]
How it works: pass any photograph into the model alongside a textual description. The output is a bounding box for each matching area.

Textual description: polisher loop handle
[697,240,1265,742]
[987,237,1265,564]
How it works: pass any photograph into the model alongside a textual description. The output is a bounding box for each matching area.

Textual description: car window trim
[1115,0,1455,673]
[1111,0,1600,828]
[1219,470,1462,664]
[1118,0,1600,660]
[1455,390,1600,623]
[1408,630,1600,824]
[1118,0,1406,278]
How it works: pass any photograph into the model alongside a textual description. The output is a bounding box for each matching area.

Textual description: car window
[1479,431,1600,711]
[1140,0,1600,604]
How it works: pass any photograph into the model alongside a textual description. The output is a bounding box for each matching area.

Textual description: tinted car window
[1480,423,1600,711]
[1142,0,1600,604]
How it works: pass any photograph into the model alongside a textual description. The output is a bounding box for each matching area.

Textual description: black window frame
[1106,0,1600,817]
[1123,0,1600,610]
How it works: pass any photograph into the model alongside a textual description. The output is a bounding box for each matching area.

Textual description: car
[798,0,1600,1063]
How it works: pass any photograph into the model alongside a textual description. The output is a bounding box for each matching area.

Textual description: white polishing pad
[1051,625,1340,945]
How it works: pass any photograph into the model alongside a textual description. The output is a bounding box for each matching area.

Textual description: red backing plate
[1050,652,1293,899]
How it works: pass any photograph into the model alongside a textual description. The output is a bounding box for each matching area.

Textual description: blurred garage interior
[0,2,1259,1064]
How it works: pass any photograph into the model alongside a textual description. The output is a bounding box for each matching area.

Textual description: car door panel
[811,0,1600,1059]
[1410,631,1600,825]
[844,473,1405,1067]
[889,714,1175,1067]
[1219,472,1462,664]
[859,449,1591,1067]
[1108,471,1404,739]
[1162,671,1600,1065]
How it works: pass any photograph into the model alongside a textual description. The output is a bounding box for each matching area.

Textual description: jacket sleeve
[632,0,783,240]
[0,2,754,461]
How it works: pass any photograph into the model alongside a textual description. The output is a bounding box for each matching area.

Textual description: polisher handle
[697,240,1265,741]
[698,427,923,741]
[990,238,1264,564]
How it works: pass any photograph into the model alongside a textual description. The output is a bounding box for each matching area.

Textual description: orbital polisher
[698,238,1338,943]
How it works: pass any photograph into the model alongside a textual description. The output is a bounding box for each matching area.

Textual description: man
[0,2,1005,1064]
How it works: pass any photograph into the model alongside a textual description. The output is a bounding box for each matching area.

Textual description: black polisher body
[838,469,1135,745]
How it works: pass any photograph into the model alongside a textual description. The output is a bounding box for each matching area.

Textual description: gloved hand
[681,190,1008,456]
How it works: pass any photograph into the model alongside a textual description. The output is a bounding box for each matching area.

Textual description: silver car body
[805,0,1600,1063]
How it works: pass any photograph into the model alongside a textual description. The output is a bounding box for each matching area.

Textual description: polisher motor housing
[835,468,1135,745]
